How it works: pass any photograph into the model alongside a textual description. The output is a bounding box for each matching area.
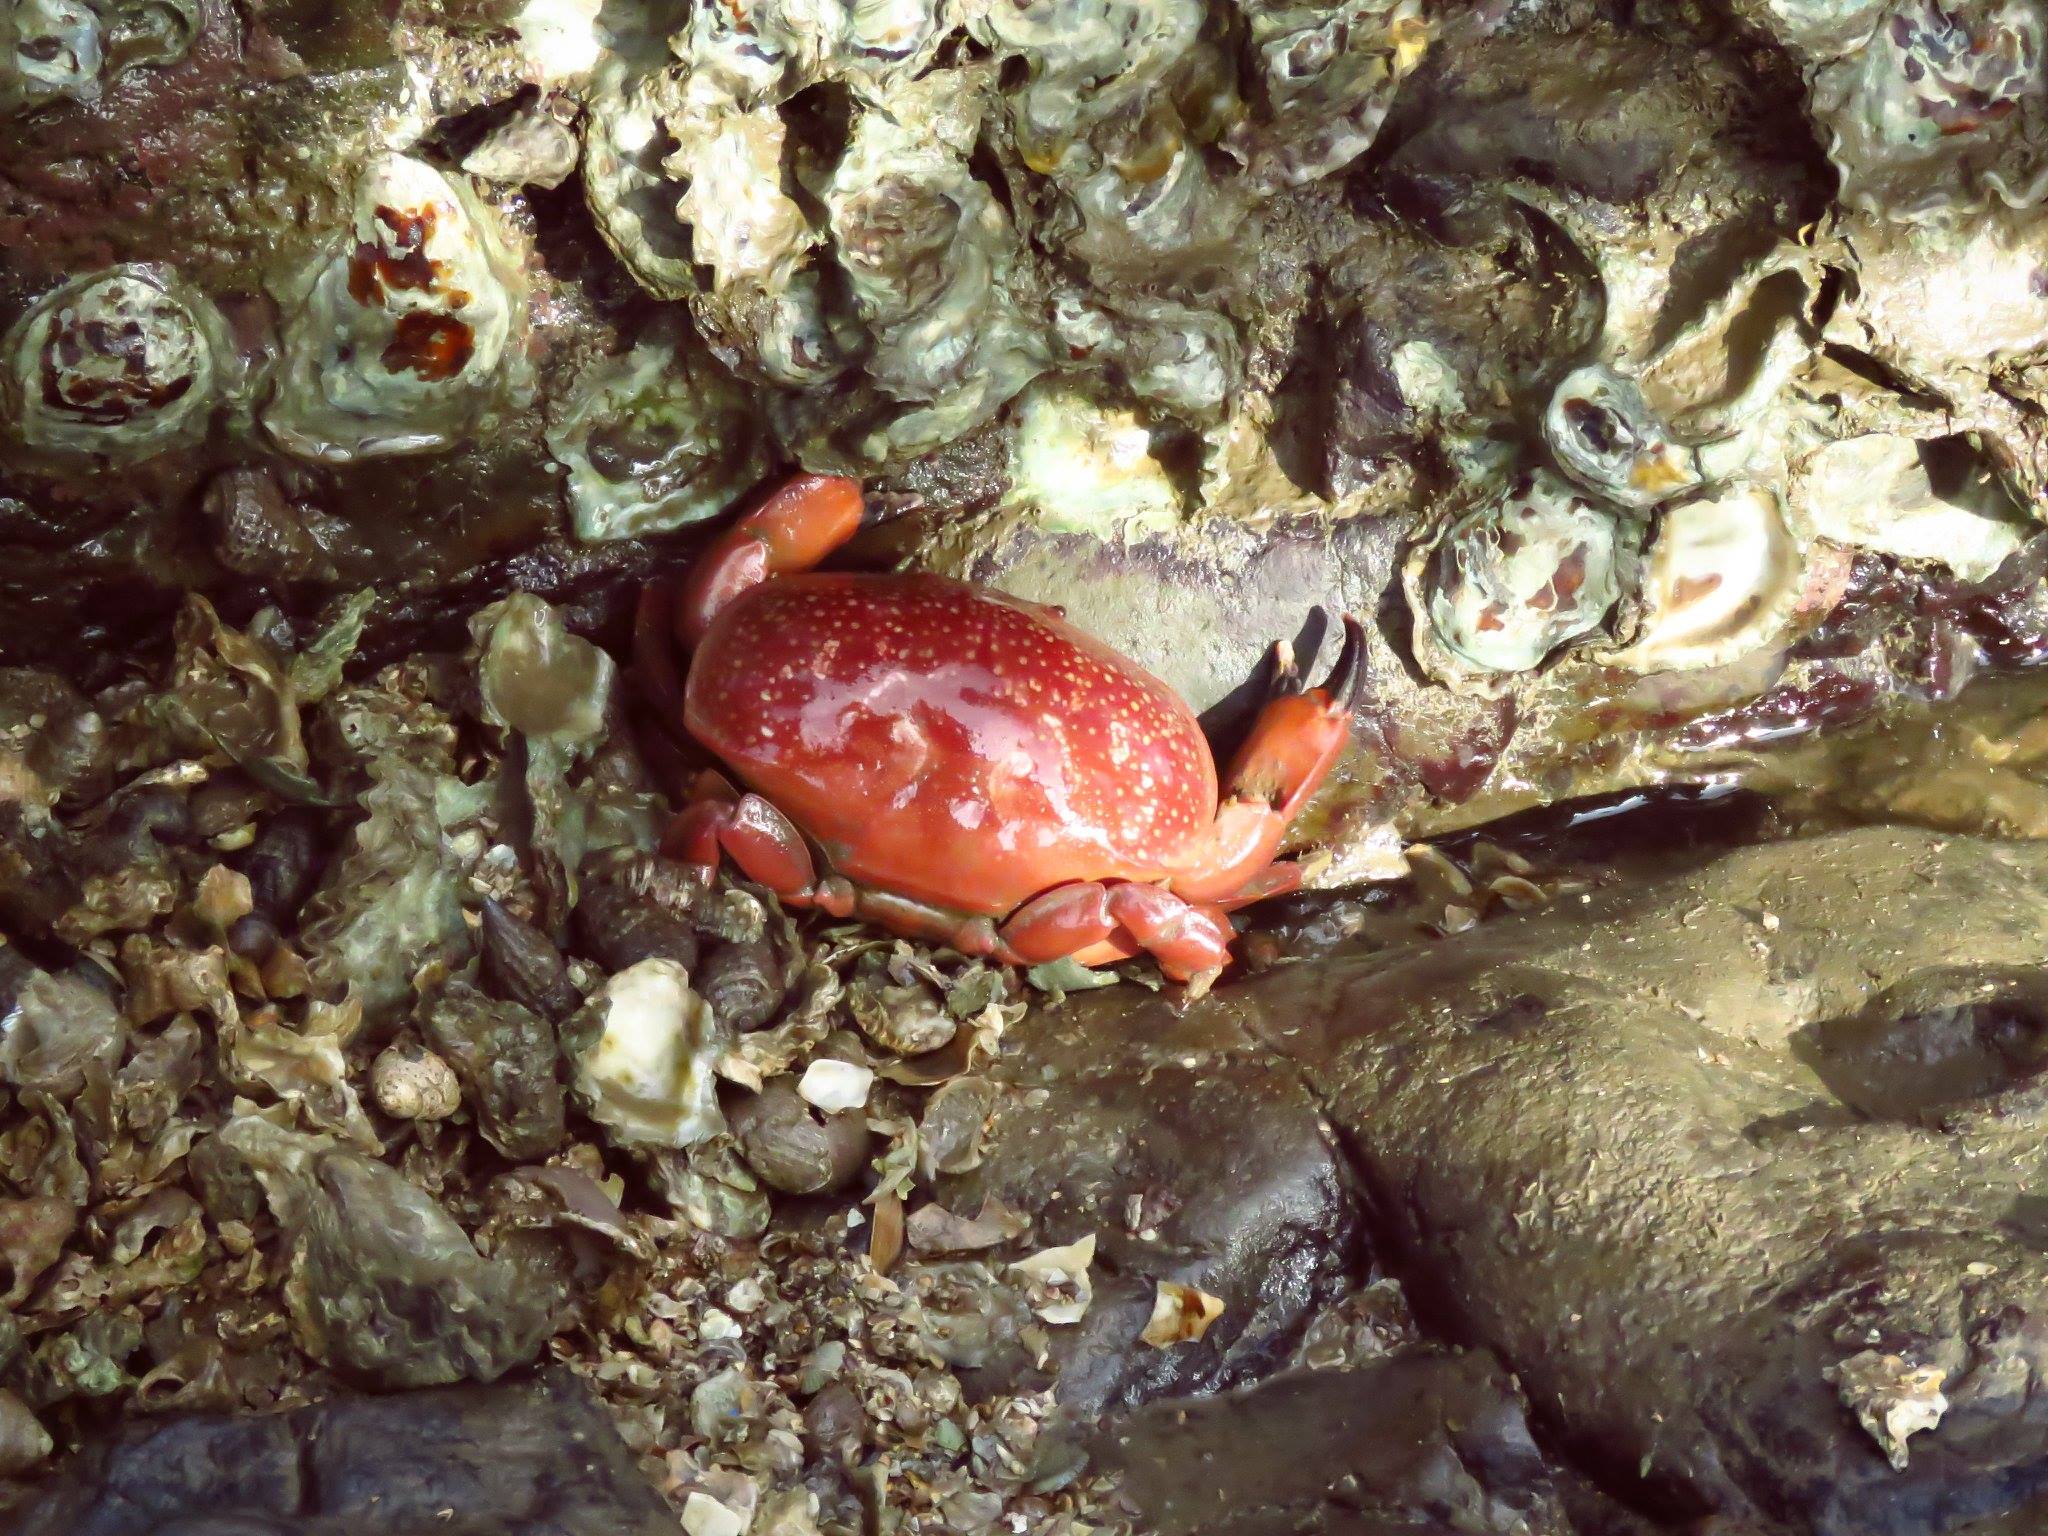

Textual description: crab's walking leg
[662,792,820,901]
[677,474,865,645]
[1168,615,1366,905]
[999,882,1235,982]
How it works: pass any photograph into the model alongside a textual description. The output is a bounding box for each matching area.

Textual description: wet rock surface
[1056,827,2048,1533]
[1100,1354,1578,1536]
[939,988,1362,1413]
[4,1369,676,1535]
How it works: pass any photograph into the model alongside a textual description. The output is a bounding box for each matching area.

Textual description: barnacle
[264,153,525,464]
[4,268,230,462]
[1412,472,1636,682]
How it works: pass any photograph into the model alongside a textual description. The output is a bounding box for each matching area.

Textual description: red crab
[634,474,1362,980]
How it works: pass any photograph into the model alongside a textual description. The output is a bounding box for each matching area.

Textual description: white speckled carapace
[642,474,1362,979]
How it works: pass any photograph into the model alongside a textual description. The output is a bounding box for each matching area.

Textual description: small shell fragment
[1140,1280,1225,1348]
[1825,1350,1949,1470]
[1009,1233,1096,1325]
[798,1058,874,1114]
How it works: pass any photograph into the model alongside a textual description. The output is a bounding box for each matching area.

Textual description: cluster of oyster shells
[580,0,1428,470]
[6,0,2048,754]
[1400,0,2048,693]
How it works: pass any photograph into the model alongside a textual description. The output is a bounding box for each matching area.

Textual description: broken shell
[1544,365,1700,510]
[370,1042,462,1121]
[4,267,228,461]
[264,153,523,463]
[1790,434,2033,583]
[1826,1349,1949,1470]
[545,328,768,543]
[1139,1280,1225,1348]
[472,593,616,749]
[565,959,727,1150]
[848,980,957,1057]
[797,1058,873,1113]
[1008,1233,1095,1325]
[1602,485,1806,674]
[1414,472,1635,681]
[0,969,125,1100]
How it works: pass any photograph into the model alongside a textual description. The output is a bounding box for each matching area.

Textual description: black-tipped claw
[1320,614,1367,712]
[860,490,926,528]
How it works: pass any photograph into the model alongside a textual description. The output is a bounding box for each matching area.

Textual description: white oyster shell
[264,153,523,464]
[1003,382,1183,538]
[1789,433,2033,583]
[4,266,229,461]
[674,104,816,295]
[1602,484,1806,674]
[567,959,726,1150]
[1414,471,1634,680]
[546,328,769,542]
[1809,0,2048,218]
[1544,364,1701,510]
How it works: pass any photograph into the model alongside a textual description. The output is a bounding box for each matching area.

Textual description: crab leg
[676,474,865,646]
[1167,615,1366,904]
[999,881,1235,982]
[662,792,820,900]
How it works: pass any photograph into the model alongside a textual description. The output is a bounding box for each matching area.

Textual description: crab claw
[1228,615,1366,818]
[1167,614,1366,905]
[677,475,865,647]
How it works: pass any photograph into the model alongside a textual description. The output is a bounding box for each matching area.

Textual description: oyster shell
[1412,472,1636,682]
[2,0,198,111]
[4,267,230,462]
[823,71,1046,459]
[1601,484,1806,674]
[565,959,727,1150]
[1002,382,1184,538]
[546,327,769,542]
[3,0,100,110]
[1544,364,1701,510]
[263,153,525,464]
[1789,433,2033,582]
[1223,0,1429,188]
[1809,0,2047,218]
